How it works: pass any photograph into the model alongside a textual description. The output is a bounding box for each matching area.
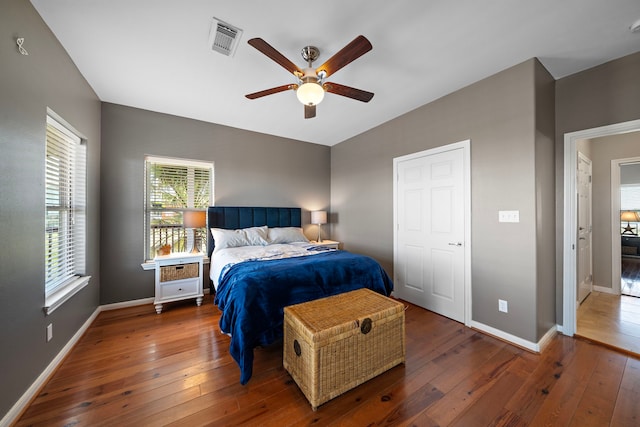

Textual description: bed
[207,206,393,384]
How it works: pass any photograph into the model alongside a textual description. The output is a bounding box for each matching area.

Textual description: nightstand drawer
[160,262,199,282]
[158,278,199,300]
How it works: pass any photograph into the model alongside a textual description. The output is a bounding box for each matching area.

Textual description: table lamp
[621,211,639,235]
[311,210,327,243]
[183,211,206,253]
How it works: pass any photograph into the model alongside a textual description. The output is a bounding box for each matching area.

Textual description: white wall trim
[100,297,155,311]
[469,321,557,353]
[593,285,617,295]
[562,118,640,337]
[393,139,472,327]
[537,325,559,353]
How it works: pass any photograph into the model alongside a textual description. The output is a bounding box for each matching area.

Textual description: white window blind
[144,156,213,259]
[621,184,640,211]
[45,116,86,296]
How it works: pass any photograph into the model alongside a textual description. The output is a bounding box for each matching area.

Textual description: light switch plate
[498,210,520,223]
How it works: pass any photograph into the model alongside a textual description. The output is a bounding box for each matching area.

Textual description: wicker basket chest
[283,288,405,410]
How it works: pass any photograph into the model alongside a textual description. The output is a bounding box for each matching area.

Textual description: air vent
[209,18,242,57]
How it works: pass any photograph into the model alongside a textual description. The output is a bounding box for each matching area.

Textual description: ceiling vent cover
[209,18,242,57]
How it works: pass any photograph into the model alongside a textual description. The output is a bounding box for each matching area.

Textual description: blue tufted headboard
[207,206,302,258]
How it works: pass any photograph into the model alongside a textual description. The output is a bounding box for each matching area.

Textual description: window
[144,156,213,260]
[45,114,89,313]
[621,185,640,211]
[621,184,640,235]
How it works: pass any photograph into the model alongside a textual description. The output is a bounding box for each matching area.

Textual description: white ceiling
[31,0,640,146]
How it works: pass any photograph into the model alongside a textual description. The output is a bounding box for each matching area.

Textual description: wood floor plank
[578,290,640,355]
[425,346,521,426]
[611,357,640,426]
[13,294,639,426]
[448,371,525,427]
[568,350,627,427]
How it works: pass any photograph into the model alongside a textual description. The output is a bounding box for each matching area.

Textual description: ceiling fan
[245,35,374,119]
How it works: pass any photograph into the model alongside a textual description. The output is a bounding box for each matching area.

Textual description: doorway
[619,162,640,298]
[563,119,640,337]
[393,140,471,325]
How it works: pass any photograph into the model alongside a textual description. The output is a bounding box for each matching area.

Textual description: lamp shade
[183,211,206,228]
[311,210,327,225]
[621,211,640,222]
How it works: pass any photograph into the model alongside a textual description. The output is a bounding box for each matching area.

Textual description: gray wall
[534,60,557,339]
[590,132,640,289]
[331,58,556,343]
[100,103,330,304]
[0,0,101,418]
[555,51,640,323]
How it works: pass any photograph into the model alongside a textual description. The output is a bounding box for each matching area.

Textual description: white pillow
[211,226,269,252]
[267,227,309,244]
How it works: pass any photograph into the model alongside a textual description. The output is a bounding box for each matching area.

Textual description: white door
[394,146,466,322]
[577,152,593,304]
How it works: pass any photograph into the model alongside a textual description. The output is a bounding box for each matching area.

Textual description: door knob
[448,242,463,246]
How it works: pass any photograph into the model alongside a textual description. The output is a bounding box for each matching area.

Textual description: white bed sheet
[209,242,332,290]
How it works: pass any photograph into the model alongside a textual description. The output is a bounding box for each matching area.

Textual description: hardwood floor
[576,258,640,356]
[621,258,640,297]
[577,292,640,355]
[14,295,640,426]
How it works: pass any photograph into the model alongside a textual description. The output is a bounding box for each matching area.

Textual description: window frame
[144,156,214,262]
[44,112,90,315]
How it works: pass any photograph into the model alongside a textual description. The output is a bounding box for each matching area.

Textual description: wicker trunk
[283,288,405,410]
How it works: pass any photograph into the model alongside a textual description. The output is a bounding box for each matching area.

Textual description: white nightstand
[310,240,340,250]
[153,252,204,314]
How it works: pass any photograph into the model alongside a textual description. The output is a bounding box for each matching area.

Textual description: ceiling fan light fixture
[296,81,325,106]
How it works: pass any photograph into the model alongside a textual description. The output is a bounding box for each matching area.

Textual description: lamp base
[622,222,637,235]
[189,229,201,253]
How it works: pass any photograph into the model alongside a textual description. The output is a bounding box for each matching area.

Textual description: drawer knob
[293,339,301,356]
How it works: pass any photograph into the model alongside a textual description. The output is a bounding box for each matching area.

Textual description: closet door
[394,145,466,322]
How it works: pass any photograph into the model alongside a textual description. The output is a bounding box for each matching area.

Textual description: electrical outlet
[498,299,508,313]
[46,323,53,342]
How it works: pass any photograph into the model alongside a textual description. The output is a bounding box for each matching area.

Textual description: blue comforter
[213,250,393,384]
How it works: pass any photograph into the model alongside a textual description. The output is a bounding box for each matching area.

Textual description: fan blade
[248,38,303,76]
[304,104,316,119]
[323,82,374,102]
[245,84,297,99]
[315,35,372,78]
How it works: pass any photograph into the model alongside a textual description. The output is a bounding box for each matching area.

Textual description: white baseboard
[537,325,558,352]
[100,297,155,311]
[593,285,617,295]
[469,321,557,353]
[1,306,101,427]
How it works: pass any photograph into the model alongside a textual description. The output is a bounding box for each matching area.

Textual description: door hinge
[589,175,592,183]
